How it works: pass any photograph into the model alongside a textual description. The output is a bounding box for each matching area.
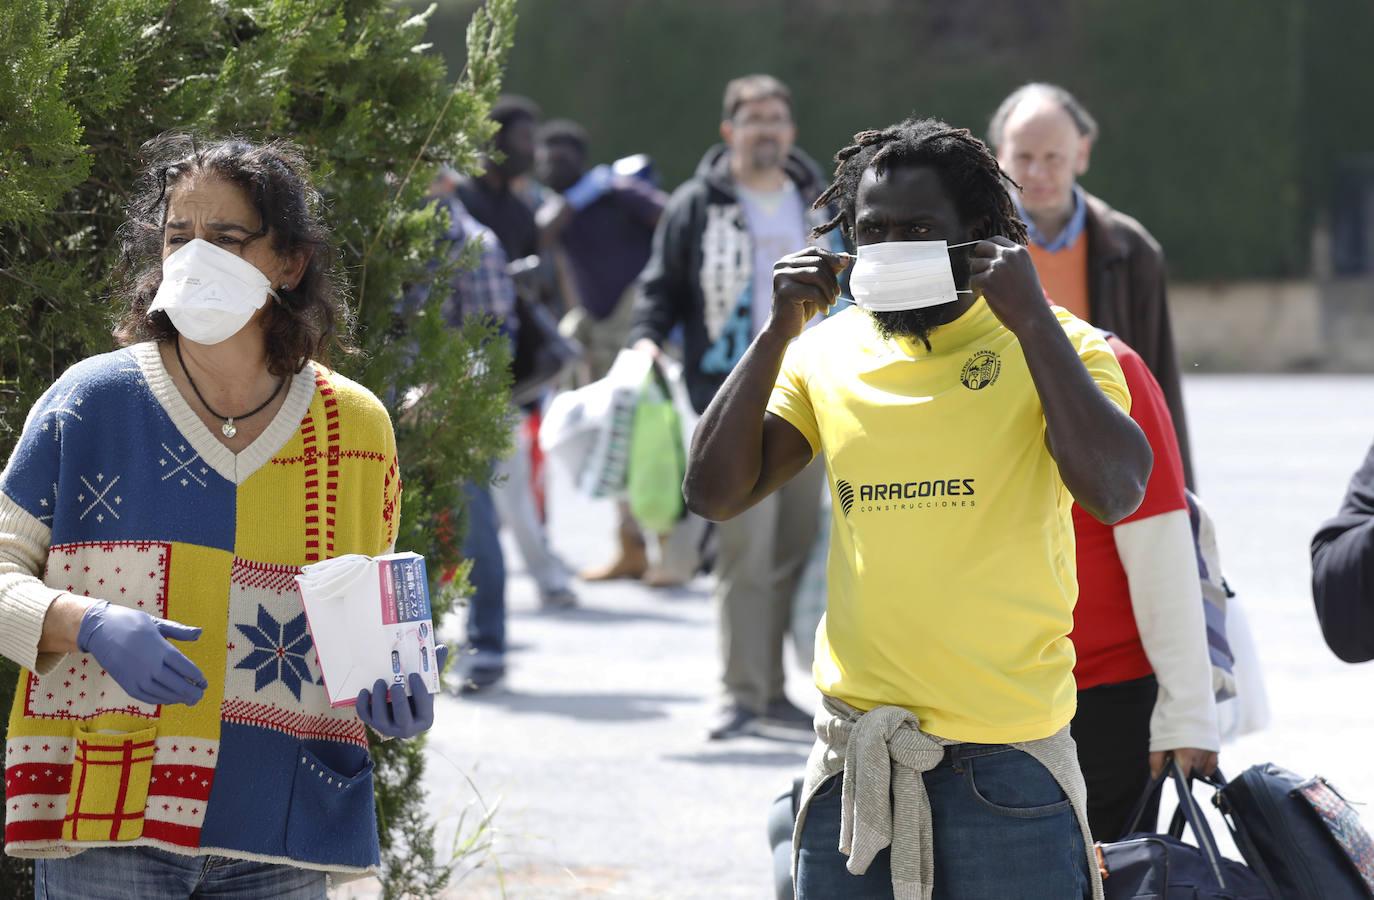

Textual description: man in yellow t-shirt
[685,117,1152,899]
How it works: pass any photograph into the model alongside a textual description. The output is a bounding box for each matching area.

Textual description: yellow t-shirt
[767,299,1130,744]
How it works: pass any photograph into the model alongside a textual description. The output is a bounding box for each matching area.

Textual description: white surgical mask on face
[848,239,977,312]
[148,238,278,345]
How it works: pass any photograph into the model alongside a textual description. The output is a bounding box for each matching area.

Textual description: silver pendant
[222,419,237,438]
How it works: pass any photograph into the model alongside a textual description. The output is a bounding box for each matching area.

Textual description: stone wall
[1171,278,1374,372]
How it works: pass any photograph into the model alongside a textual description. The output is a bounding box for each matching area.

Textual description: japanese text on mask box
[379,555,430,625]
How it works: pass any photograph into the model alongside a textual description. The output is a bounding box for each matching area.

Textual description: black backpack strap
[1202,768,1285,899]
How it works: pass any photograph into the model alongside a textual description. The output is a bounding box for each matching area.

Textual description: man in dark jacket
[1311,441,1374,663]
[989,82,1195,487]
[628,74,841,739]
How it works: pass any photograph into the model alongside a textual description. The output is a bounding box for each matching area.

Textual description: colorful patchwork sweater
[0,342,401,875]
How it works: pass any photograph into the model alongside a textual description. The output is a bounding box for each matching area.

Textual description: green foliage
[0,0,518,894]
[0,4,86,231]
[418,0,1374,282]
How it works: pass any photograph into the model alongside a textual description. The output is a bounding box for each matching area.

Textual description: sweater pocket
[285,744,379,867]
[62,725,157,842]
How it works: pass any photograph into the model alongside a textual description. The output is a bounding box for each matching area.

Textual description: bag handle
[643,356,674,399]
[1121,768,1168,837]
[1122,760,1230,889]
[1167,760,1231,889]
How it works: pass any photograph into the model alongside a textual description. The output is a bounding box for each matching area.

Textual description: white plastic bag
[1217,595,1272,742]
[538,348,653,499]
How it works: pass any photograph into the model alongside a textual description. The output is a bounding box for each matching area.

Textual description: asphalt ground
[337,373,1374,899]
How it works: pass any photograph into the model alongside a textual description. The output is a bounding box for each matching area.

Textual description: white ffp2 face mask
[848,239,976,312]
[148,238,278,345]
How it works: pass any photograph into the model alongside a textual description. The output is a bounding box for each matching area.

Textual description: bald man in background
[989,83,1194,487]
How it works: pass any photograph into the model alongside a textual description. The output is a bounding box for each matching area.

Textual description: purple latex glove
[77,600,207,706]
[356,645,447,739]
[564,164,615,211]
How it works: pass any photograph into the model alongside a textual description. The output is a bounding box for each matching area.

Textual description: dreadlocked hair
[812,117,1028,247]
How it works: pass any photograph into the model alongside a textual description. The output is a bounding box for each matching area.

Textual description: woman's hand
[77,600,207,706]
[356,645,448,739]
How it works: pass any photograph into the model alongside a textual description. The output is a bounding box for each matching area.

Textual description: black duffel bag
[1097,761,1270,898]
[1207,764,1374,899]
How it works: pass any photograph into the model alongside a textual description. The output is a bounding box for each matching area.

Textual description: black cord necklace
[175,338,286,439]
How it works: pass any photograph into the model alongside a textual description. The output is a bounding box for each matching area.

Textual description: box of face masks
[294,552,441,707]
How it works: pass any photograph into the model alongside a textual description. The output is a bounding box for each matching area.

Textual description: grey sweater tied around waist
[792,695,1105,900]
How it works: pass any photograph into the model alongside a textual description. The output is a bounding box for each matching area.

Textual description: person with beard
[628,74,842,740]
[989,83,1193,488]
[685,117,1152,898]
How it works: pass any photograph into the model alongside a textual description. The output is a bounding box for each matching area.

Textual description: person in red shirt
[1069,333,1220,840]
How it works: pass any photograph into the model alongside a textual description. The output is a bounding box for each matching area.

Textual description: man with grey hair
[989,83,1193,486]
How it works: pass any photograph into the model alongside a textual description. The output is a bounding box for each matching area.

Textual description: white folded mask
[294,554,374,600]
[848,239,977,312]
[149,238,278,345]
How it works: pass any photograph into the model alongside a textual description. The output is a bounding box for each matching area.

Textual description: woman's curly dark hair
[113,133,354,376]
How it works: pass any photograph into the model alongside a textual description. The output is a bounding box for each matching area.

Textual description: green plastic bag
[628,365,686,533]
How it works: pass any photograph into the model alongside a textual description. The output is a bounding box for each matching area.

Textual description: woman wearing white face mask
[0,135,440,898]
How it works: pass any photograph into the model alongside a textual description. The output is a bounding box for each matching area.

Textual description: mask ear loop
[947,239,981,294]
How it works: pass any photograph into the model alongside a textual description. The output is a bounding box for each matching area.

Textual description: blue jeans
[462,481,506,662]
[35,846,326,899]
[796,744,1090,900]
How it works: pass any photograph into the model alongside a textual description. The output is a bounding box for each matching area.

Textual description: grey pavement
[342,374,1374,899]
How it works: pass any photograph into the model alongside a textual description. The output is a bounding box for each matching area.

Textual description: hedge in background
[420,0,1374,283]
[0,0,516,895]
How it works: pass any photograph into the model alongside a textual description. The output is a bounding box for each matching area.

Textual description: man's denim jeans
[35,845,326,899]
[796,744,1091,899]
[462,480,506,664]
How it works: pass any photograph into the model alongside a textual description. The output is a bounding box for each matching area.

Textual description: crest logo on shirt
[960,350,1001,390]
[837,480,856,517]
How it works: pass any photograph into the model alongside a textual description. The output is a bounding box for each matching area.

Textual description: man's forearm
[685,328,791,521]
[1018,315,1151,523]
[1116,511,1220,752]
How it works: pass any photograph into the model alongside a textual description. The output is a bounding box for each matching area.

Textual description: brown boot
[580,540,648,581]
[580,506,649,581]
